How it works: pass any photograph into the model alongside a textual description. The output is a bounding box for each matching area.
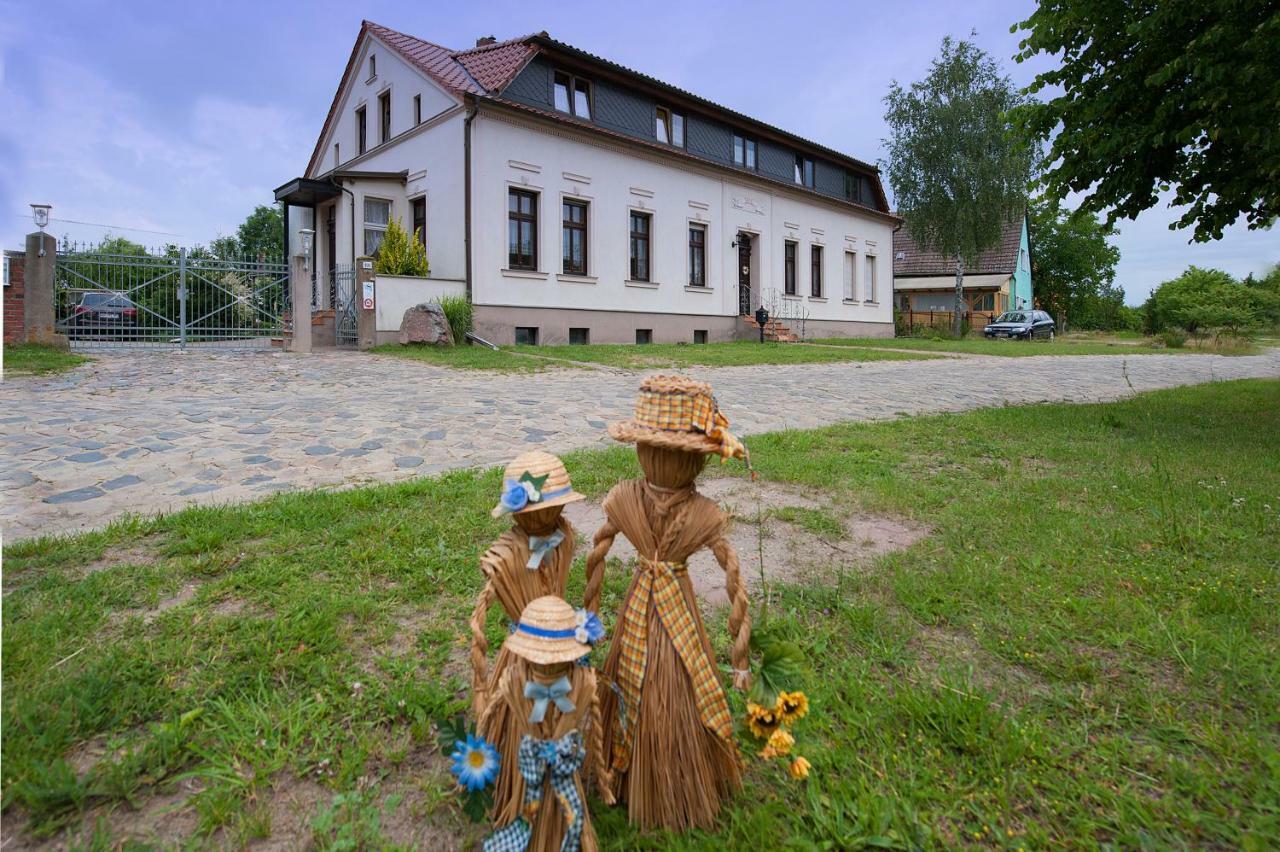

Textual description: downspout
[335,177,357,269]
[464,98,477,301]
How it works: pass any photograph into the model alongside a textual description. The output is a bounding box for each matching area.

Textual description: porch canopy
[273,177,341,207]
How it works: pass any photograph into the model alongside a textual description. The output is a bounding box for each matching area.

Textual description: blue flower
[574,609,606,645]
[450,734,500,792]
[497,479,528,515]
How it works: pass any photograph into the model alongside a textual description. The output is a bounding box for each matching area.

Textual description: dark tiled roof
[893,216,1024,277]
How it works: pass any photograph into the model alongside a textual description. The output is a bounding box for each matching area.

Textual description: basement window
[515,326,539,346]
[693,329,708,344]
[635,329,653,345]
[569,327,590,345]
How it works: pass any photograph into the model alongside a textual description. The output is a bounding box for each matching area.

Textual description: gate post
[24,232,66,347]
[356,257,376,350]
[288,255,312,353]
[178,248,188,351]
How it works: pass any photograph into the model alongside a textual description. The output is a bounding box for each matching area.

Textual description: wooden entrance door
[737,234,752,315]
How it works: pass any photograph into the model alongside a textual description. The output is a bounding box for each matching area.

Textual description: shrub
[1144,266,1264,335]
[374,219,429,277]
[438,295,473,344]
[1159,328,1188,348]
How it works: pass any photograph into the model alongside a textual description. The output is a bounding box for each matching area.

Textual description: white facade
[288,29,894,343]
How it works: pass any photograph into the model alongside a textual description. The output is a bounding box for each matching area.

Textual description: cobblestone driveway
[3,347,1277,540]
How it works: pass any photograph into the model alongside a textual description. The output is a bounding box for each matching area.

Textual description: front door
[737,233,753,315]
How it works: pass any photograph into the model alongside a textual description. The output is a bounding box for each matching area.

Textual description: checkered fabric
[633,387,747,462]
[483,731,586,852]
[611,557,734,772]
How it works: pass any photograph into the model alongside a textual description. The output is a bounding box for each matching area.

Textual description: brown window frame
[688,223,706,286]
[413,93,422,125]
[411,197,426,247]
[811,244,823,297]
[553,71,593,120]
[733,134,757,170]
[355,105,367,155]
[784,240,797,296]
[629,211,652,282]
[378,90,391,144]
[508,188,538,271]
[562,198,588,276]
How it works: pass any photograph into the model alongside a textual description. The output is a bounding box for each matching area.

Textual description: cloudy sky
[2,0,1274,302]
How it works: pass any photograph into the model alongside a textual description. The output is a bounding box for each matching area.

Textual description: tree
[1143,267,1270,335]
[235,204,285,259]
[373,218,429,277]
[883,36,1035,334]
[1013,1,1280,243]
[1029,199,1123,330]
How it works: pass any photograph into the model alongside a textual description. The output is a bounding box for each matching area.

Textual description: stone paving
[2,347,1277,541]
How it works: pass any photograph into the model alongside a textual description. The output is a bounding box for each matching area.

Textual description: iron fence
[54,241,289,349]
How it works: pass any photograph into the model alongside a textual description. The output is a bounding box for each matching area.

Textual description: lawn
[368,342,565,372]
[510,340,934,368]
[3,343,89,376]
[817,334,1261,357]
[4,379,1278,848]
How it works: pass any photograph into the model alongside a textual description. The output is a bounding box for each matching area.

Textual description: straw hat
[504,595,591,664]
[608,374,749,463]
[490,451,585,518]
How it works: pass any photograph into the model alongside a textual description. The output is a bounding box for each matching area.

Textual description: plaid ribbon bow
[483,731,586,852]
[611,557,734,772]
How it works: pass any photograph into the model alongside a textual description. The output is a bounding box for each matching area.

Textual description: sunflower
[449,734,500,792]
[766,727,795,757]
[775,691,809,726]
[746,702,782,739]
[789,756,811,780]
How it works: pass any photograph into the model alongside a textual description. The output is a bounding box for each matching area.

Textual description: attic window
[368,55,377,80]
[553,71,592,120]
[895,251,906,261]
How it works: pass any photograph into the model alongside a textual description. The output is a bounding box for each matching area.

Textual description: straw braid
[469,579,497,717]
[586,671,616,805]
[584,520,619,615]
[711,536,752,691]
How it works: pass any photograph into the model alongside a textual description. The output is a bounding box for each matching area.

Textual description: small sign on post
[362,281,374,310]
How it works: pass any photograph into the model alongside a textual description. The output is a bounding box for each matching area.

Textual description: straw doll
[480,595,614,852]
[583,375,752,831]
[472,452,586,815]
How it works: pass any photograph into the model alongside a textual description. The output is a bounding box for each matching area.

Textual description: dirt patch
[3,783,203,851]
[910,624,1050,708]
[80,540,161,577]
[562,477,929,608]
[143,583,200,625]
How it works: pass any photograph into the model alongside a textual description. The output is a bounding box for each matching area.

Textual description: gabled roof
[893,216,1026,277]
[304,21,536,177]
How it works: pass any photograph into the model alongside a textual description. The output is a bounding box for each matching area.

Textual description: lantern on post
[754,306,769,343]
[31,203,51,257]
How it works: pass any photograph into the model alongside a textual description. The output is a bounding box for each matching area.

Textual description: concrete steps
[740,315,800,342]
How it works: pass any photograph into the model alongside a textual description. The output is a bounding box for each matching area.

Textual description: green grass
[3,344,89,376]
[368,342,565,372]
[819,334,1261,357]
[510,341,935,369]
[4,380,1279,848]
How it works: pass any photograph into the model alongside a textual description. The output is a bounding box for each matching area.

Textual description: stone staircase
[740,314,800,343]
[277,309,337,349]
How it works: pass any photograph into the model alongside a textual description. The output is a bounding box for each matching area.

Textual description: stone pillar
[356,256,376,350]
[23,232,65,346]
[288,255,312,353]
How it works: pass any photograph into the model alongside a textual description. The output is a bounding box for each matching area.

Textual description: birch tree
[883,37,1034,335]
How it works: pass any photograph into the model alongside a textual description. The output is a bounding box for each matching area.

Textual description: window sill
[501,268,548,281]
[556,273,597,285]
[842,299,859,305]
[625,280,659,289]
[684,285,713,293]
[782,294,802,301]
[863,300,879,306]
[809,296,828,303]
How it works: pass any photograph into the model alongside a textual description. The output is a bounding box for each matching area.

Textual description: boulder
[398,302,455,346]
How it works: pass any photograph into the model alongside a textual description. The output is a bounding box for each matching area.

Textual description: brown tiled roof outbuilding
[893,216,1025,277]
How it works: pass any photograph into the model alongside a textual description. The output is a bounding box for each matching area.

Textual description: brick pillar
[288,255,312,353]
[3,251,25,344]
[356,256,376,350]
[23,232,66,346]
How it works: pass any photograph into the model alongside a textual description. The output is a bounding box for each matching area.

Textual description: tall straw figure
[584,375,752,830]
[472,452,586,818]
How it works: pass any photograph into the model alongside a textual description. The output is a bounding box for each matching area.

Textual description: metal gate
[332,265,357,347]
[55,243,289,349]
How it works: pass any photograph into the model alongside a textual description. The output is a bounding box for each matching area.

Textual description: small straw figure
[584,375,752,831]
[481,596,613,852]
[472,452,586,817]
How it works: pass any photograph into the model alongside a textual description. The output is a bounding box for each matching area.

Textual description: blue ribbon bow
[483,731,586,852]
[524,676,575,724]
[526,529,564,570]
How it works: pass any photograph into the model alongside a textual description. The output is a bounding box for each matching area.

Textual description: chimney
[475,35,497,47]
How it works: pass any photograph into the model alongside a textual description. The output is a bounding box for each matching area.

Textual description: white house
[276,21,900,345]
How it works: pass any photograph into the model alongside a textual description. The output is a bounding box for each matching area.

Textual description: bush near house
[373,219,429,277]
[1144,266,1280,336]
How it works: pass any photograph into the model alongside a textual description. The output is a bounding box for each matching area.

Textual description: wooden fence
[897,310,999,335]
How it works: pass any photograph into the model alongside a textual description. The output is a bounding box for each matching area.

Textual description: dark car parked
[983,310,1055,340]
[70,292,139,332]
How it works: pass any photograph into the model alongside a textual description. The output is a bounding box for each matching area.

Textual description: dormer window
[733,134,757,170]
[795,155,815,188]
[656,107,684,147]
[553,71,592,120]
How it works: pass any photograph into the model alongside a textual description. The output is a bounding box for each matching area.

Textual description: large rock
[398,302,455,346]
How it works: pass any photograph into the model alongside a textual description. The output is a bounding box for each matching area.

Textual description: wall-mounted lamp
[298,228,315,272]
[31,203,51,257]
